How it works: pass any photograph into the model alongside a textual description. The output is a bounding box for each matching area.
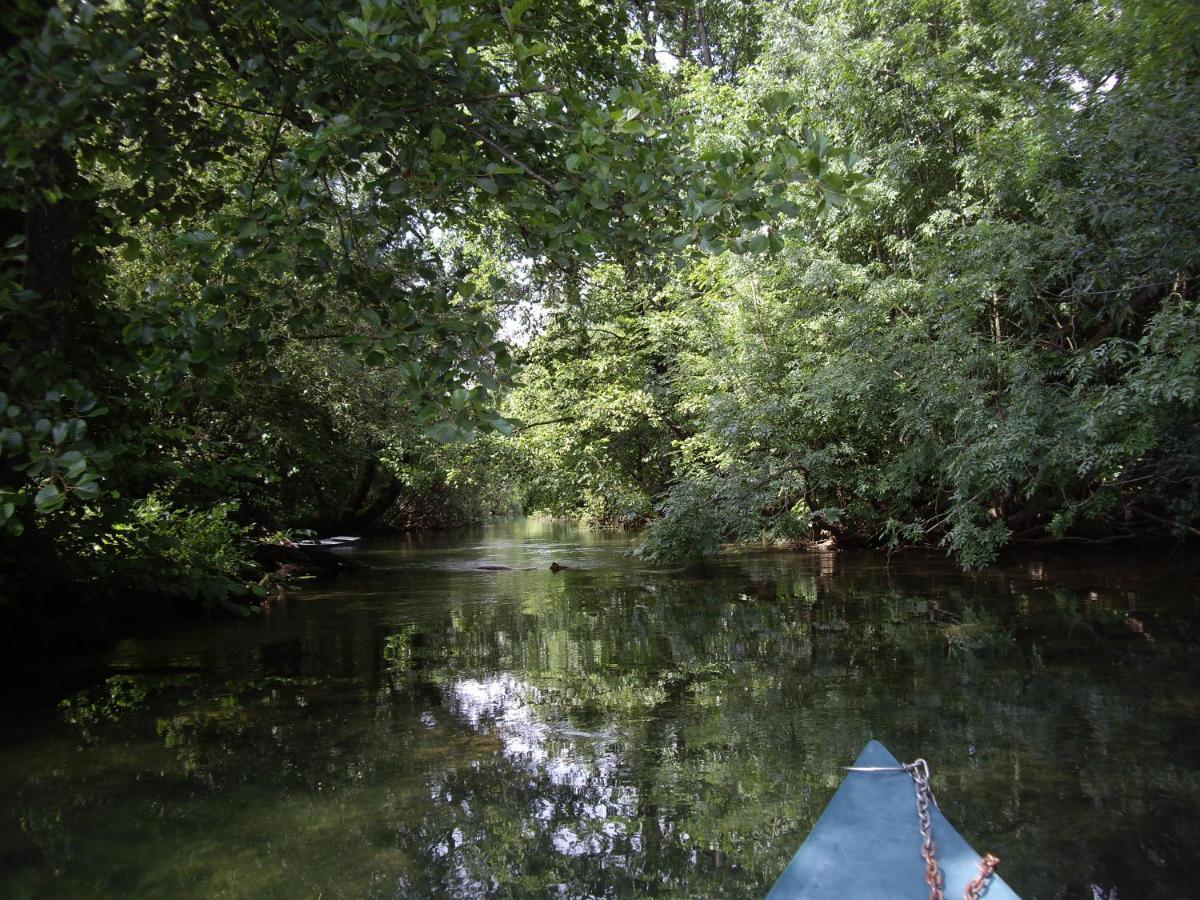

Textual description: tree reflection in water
[1,520,1198,898]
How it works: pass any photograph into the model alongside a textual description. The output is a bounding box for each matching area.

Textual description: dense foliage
[0,0,856,637]
[513,0,1200,565]
[1,0,1197,644]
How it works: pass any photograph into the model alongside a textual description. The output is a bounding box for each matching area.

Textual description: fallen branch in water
[1130,507,1200,539]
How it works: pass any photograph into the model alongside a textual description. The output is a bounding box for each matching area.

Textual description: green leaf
[34,482,63,513]
[762,90,796,116]
[74,480,101,499]
[177,229,217,247]
[60,450,87,477]
[430,125,446,150]
[746,233,770,253]
[488,416,515,437]
[424,421,460,443]
[822,188,847,208]
[504,0,533,29]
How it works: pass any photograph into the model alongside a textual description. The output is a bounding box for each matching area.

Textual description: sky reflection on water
[1,519,1199,898]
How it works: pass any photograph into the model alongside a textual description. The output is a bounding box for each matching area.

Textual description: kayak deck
[767,740,1020,899]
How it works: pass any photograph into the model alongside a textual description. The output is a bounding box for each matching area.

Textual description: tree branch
[293,332,351,341]
[459,121,557,191]
[512,416,579,433]
[462,86,557,105]
[200,6,242,75]
[1131,506,1200,539]
[249,108,286,205]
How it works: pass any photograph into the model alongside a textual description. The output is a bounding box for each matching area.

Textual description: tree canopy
[1,0,1197,636]
[510,0,1200,565]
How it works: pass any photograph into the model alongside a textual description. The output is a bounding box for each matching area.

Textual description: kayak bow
[767,740,1021,899]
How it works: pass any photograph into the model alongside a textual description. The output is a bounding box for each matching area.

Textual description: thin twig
[462,86,557,104]
[250,109,286,205]
[200,6,242,74]
[197,95,280,117]
[320,173,356,266]
[293,332,351,341]
[512,416,579,433]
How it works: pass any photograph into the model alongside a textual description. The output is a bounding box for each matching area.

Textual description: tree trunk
[338,456,379,527]
[24,146,78,356]
[351,476,406,529]
[697,5,714,68]
[633,1,658,67]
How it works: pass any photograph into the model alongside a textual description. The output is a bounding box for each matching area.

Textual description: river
[1,519,1198,897]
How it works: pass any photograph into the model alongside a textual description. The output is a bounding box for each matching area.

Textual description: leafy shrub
[636,477,727,563]
[94,495,257,608]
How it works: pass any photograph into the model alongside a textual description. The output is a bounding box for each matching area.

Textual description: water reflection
[0,520,1198,898]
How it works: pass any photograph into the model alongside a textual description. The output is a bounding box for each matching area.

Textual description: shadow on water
[1,518,1198,898]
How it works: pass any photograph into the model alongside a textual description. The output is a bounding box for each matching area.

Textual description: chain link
[845,759,1000,900]
[904,760,945,900]
[964,854,1001,900]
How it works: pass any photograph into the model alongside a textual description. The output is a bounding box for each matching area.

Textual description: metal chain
[845,760,1000,900]
[964,854,1000,900]
[904,759,945,900]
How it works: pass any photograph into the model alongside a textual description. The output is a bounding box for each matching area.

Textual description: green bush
[34,494,261,612]
[122,495,256,605]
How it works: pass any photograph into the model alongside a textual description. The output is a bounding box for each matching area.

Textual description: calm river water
[2,519,1199,898]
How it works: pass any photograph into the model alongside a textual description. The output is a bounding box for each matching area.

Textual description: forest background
[1,0,1197,650]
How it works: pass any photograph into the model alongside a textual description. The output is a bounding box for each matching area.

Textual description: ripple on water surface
[1,518,1198,898]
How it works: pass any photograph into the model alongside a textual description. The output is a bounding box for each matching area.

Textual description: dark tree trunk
[351,476,405,529]
[338,456,379,526]
[696,6,714,68]
[24,146,78,356]
[329,453,409,532]
[633,0,658,67]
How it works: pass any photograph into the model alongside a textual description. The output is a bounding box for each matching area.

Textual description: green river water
[2,519,1199,898]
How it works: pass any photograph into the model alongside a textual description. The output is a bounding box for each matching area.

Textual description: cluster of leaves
[110,494,260,608]
[0,0,862,630]
[503,263,681,526]
[514,0,1200,566]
